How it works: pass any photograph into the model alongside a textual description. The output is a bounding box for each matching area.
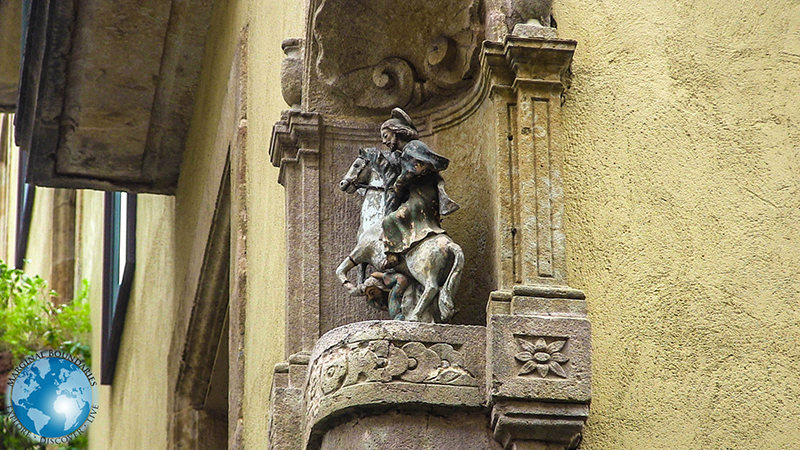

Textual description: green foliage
[0,261,91,450]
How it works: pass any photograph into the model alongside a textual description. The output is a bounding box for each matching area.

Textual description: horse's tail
[438,242,464,322]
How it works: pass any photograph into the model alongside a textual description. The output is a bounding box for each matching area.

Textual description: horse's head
[339,147,377,194]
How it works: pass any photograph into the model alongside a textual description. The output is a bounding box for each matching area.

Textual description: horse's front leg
[336,256,363,296]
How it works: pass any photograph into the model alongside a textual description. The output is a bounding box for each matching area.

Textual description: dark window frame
[14,147,34,270]
[101,191,136,385]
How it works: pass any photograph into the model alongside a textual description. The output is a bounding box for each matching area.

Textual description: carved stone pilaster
[486,286,590,449]
[485,36,577,288]
[270,111,323,355]
[482,32,591,450]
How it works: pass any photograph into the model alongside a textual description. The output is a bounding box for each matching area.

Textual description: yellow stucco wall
[245,1,304,446]
[557,1,800,448]
[174,0,302,447]
[88,194,176,450]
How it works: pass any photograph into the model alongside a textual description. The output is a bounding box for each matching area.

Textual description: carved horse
[337,147,464,322]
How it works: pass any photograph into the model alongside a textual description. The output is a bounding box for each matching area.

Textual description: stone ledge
[491,401,588,449]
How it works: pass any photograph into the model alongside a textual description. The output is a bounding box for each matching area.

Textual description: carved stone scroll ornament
[310,0,483,111]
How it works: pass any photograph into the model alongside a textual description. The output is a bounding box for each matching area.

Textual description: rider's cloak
[382,140,459,254]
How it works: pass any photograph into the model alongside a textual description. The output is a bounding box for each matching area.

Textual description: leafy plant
[0,261,91,449]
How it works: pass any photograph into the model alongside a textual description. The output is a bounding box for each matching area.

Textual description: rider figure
[368,108,459,320]
[379,108,459,270]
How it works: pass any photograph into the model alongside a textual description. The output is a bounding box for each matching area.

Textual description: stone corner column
[483,30,590,450]
[267,354,310,450]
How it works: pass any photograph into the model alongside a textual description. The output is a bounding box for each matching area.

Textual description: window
[101,192,136,385]
[14,140,34,270]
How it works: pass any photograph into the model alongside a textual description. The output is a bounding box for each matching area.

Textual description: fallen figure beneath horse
[336,108,464,323]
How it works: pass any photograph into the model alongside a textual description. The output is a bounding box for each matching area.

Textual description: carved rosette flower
[515,337,569,378]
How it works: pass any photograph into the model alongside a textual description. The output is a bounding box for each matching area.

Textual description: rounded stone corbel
[281,38,304,109]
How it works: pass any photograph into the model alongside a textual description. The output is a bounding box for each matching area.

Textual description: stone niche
[268,0,591,448]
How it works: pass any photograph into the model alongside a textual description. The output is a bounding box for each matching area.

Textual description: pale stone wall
[556,0,800,448]
[88,194,176,450]
[23,188,55,277]
[76,189,106,450]
[0,113,18,263]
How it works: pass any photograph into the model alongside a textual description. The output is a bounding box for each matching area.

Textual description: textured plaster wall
[247,0,304,446]
[93,194,176,450]
[556,0,800,448]
[23,188,54,277]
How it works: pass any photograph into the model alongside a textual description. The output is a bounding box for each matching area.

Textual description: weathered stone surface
[511,23,558,39]
[306,0,483,117]
[281,38,303,109]
[319,411,502,450]
[0,0,21,111]
[305,321,486,446]
[488,313,590,403]
[172,407,229,450]
[269,385,304,450]
[492,401,587,449]
[510,296,587,317]
[505,0,554,30]
[17,0,215,193]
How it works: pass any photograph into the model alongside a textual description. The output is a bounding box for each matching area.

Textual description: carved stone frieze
[311,340,478,398]
[303,321,486,448]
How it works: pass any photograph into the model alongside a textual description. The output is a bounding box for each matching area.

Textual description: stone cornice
[15,0,215,194]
